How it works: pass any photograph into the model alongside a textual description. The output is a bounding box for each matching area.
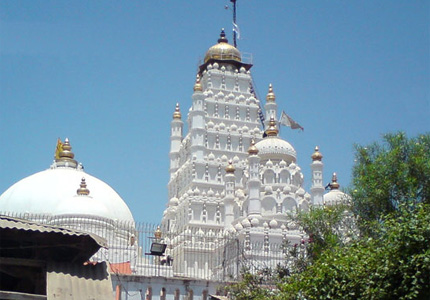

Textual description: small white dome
[255,136,296,163]
[269,219,278,228]
[241,218,251,228]
[169,197,179,206]
[324,189,350,206]
[251,218,260,226]
[235,222,244,231]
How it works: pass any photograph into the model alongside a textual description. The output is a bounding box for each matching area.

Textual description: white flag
[233,22,241,40]
[280,111,304,131]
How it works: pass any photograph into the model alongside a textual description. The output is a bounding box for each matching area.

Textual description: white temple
[161,30,348,278]
[0,29,350,287]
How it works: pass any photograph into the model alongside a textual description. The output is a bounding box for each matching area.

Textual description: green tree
[277,203,430,300]
[352,132,430,223]
[298,204,353,261]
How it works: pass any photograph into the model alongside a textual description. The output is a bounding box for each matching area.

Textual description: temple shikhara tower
[161,30,348,278]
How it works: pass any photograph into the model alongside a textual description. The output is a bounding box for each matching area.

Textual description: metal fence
[1,212,304,281]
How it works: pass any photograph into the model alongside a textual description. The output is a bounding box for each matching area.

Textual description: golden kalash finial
[248,139,259,155]
[59,138,74,160]
[54,138,78,168]
[330,173,340,190]
[265,116,279,137]
[225,160,236,173]
[77,177,90,196]
[266,83,276,102]
[173,103,182,119]
[154,226,162,240]
[311,146,323,161]
[193,74,202,92]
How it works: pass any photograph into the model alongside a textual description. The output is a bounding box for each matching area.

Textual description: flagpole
[231,0,237,47]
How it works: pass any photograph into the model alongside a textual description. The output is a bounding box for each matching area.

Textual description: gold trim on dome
[193,74,202,92]
[330,173,340,189]
[77,177,90,196]
[266,83,276,102]
[173,103,181,119]
[248,139,259,155]
[311,146,323,161]
[226,160,236,173]
[204,29,242,63]
[265,116,278,137]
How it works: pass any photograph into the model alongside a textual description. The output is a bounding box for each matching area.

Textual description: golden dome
[193,74,202,92]
[311,146,323,161]
[265,117,279,137]
[330,173,340,190]
[248,139,259,155]
[266,83,276,102]
[173,103,181,119]
[204,29,241,63]
[225,160,236,173]
[77,177,90,196]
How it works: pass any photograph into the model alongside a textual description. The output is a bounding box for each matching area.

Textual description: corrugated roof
[47,261,114,300]
[0,215,107,248]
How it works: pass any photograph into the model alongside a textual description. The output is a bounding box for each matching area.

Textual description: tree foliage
[277,203,430,300]
[352,132,430,223]
[298,204,355,260]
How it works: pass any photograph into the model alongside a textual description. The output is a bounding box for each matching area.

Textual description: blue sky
[1,1,428,224]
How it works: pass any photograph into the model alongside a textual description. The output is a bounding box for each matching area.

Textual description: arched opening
[262,197,276,215]
[263,170,275,184]
[282,198,297,213]
[279,170,291,184]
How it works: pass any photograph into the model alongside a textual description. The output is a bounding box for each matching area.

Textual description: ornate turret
[224,161,236,229]
[264,84,278,128]
[310,146,324,206]
[169,103,184,176]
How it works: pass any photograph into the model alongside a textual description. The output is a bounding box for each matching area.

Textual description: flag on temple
[233,22,241,39]
[279,111,304,131]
